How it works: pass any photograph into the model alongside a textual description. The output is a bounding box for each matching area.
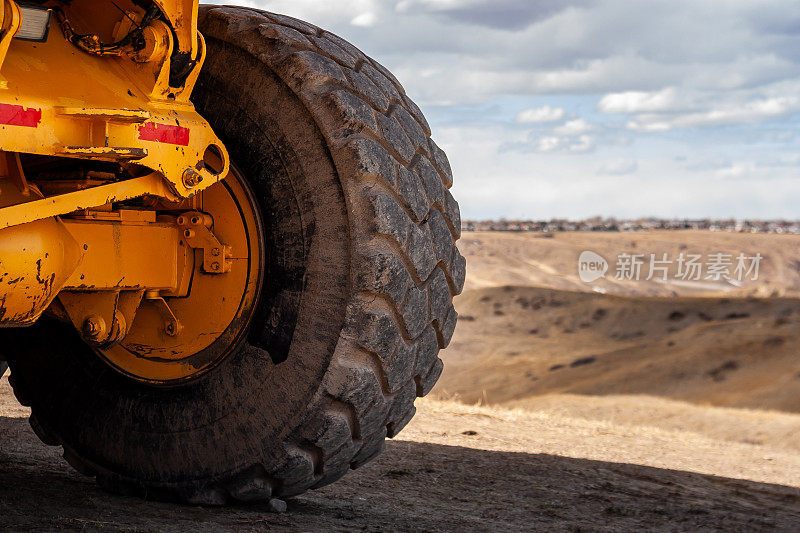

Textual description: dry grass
[405,396,800,488]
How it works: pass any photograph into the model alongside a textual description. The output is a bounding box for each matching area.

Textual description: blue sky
[216,0,800,220]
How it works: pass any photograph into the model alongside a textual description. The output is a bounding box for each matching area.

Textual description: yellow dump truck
[0,1,464,504]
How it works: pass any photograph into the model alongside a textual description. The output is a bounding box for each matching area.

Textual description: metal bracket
[144,291,183,337]
[176,210,232,273]
[59,289,144,347]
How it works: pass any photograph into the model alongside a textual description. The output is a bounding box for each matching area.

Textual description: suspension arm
[0,172,178,230]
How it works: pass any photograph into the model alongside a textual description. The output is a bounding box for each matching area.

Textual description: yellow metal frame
[0,0,229,224]
[0,1,265,383]
[152,0,200,60]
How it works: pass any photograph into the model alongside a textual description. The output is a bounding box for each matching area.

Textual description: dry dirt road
[2,377,800,531]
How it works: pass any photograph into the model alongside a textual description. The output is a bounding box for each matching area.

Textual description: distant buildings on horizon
[462,217,800,234]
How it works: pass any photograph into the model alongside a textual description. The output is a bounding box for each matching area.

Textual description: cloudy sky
[216,0,800,220]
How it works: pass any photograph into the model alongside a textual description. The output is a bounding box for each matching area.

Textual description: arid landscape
[439,231,800,410]
[460,230,800,298]
[2,230,800,530]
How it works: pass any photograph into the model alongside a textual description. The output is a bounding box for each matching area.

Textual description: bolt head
[211,248,221,256]
[182,168,202,189]
[165,321,183,337]
[82,315,106,340]
[211,262,220,271]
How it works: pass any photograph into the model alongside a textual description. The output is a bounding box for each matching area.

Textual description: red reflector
[0,103,41,127]
[138,122,190,146]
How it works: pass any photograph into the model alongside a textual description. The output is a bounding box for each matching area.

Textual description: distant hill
[459,230,800,297]
[437,230,800,412]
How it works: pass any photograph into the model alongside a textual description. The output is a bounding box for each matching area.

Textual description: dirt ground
[2,377,800,531]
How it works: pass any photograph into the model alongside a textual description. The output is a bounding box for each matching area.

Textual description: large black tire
[1,6,464,503]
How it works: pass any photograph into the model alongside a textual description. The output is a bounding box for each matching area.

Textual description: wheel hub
[75,167,263,384]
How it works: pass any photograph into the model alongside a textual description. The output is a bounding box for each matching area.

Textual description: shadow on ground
[1,416,799,531]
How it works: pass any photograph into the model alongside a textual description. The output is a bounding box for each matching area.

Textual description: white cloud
[393,0,584,30]
[351,12,377,27]
[570,134,595,152]
[598,88,682,114]
[715,162,757,178]
[536,136,561,152]
[516,105,565,123]
[534,133,594,153]
[624,117,672,132]
[554,118,592,135]
[626,96,800,131]
[597,158,638,175]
